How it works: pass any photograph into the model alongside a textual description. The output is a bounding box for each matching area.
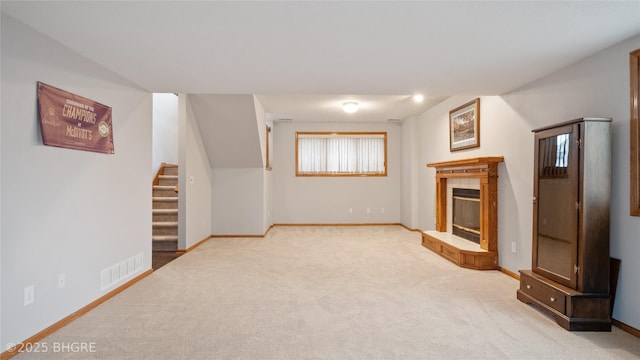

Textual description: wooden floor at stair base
[152,250,183,270]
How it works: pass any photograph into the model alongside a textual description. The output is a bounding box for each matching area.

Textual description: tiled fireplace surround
[446,178,480,234]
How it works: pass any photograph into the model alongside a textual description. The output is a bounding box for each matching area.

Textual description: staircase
[152,164,178,252]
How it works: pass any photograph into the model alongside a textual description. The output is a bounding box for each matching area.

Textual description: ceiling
[255,94,447,123]
[2,1,640,122]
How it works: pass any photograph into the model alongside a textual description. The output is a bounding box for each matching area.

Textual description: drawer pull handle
[526,285,531,289]
[550,297,556,302]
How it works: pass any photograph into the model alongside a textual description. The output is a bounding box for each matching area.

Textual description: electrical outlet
[366,208,371,214]
[24,285,34,306]
[349,208,353,214]
[511,242,517,253]
[58,273,66,289]
[381,208,385,213]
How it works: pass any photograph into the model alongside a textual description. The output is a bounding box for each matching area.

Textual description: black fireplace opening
[452,188,481,244]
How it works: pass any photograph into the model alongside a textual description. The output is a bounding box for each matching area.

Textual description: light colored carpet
[16,226,640,359]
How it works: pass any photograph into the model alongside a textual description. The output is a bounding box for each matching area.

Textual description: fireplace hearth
[422,156,503,270]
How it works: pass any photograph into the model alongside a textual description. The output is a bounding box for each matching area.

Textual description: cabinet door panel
[533,125,579,288]
[536,234,572,278]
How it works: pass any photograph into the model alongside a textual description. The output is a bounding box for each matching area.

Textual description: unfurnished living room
[2,1,640,359]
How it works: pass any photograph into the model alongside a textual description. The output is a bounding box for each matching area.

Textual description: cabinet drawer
[520,274,566,314]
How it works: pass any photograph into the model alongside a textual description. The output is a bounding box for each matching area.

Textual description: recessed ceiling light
[413,94,424,103]
[342,101,359,113]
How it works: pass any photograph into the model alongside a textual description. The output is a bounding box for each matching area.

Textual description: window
[295,132,387,176]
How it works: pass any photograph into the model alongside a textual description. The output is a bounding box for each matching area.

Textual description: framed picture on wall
[449,98,480,152]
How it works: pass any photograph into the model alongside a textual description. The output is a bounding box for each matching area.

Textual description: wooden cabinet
[517,118,612,331]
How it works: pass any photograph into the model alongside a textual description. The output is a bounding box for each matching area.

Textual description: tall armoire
[517,117,612,331]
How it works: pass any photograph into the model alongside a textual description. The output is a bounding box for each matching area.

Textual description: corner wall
[211,168,264,235]
[408,95,533,273]
[152,93,178,178]
[178,95,212,248]
[254,96,274,231]
[209,96,272,236]
[273,121,402,224]
[501,34,640,330]
[400,115,420,228]
[405,33,640,330]
[1,14,152,349]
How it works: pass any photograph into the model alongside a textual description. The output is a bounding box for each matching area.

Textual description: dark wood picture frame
[631,49,640,216]
[450,98,480,152]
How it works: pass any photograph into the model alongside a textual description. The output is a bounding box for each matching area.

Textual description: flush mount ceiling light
[342,101,359,113]
[413,94,424,103]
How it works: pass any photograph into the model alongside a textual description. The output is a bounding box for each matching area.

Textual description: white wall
[207,97,271,236]
[254,96,274,231]
[152,93,178,178]
[502,34,640,330]
[273,121,402,224]
[211,168,264,235]
[405,34,640,330]
[409,96,533,272]
[1,13,152,349]
[254,96,267,168]
[178,95,212,249]
[264,169,273,231]
[401,115,420,228]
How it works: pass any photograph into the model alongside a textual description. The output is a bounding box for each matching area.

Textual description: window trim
[265,125,272,171]
[631,49,640,216]
[295,131,388,177]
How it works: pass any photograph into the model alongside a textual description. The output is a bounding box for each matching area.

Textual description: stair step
[153,209,178,214]
[153,221,178,227]
[153,165,179,250]
[163,166,179,176]
[153,186,178,197]
[152,235,178,241]
[152,197,178,201]
[158,175,178,186]
[152,236,178,251]
[152,197,178,210]
[152,209,178,221]
[153,226,177,236]
[152,222,178,236]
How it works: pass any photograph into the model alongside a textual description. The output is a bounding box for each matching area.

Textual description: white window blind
[296,132,387,176]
